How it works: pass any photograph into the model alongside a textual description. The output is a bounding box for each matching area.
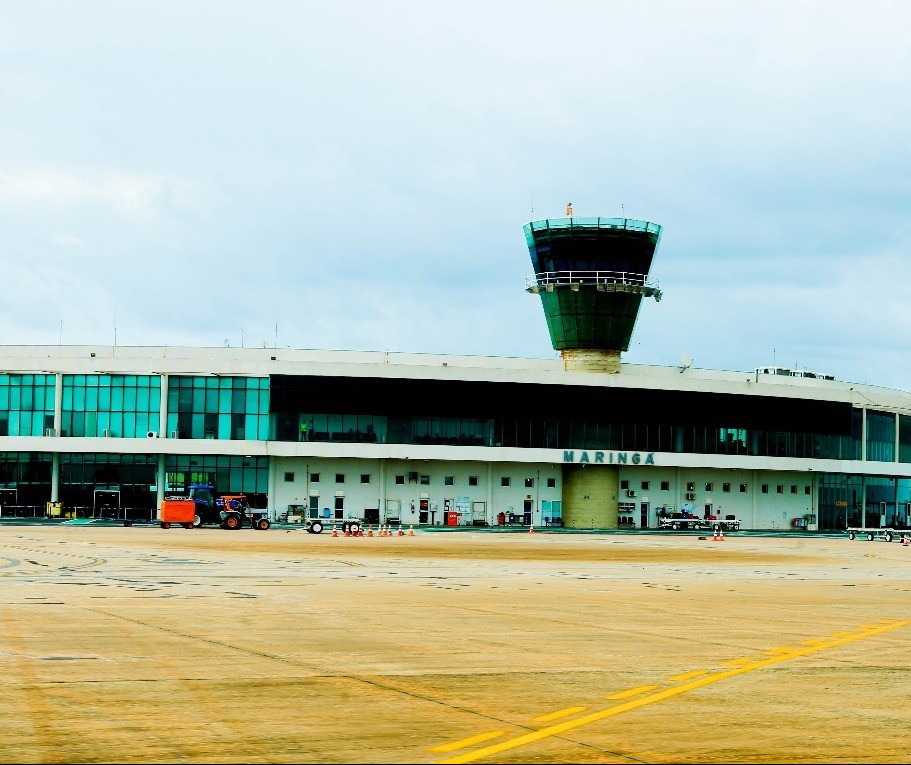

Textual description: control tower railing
[525,270,662,300]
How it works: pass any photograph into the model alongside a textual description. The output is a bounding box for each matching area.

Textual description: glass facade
[59,453,158,511]
[167,376,269,440]
[164,455,269,507]
[62,375,161,438]
[899,415,911,464]
[865,411,895,462]
[274,413,862,460]
[0,374,56,437]
[0,452,52,507]
[818,474,911,531]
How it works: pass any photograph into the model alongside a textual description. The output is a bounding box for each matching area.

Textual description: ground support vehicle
[847,527,908,542]
[658,514,707,531]
[304,518,361,535]
[158,498,196,529]
[708,517,742,532]
[218,495,271,530]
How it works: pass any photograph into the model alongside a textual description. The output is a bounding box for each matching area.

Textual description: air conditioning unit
[627,489,636,498]
[169,430,180,439]
[408,471,418,482]
[146,431,159,438]
[686,492,696,501]
[45,428,58,437]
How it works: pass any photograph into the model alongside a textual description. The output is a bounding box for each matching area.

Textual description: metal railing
[525,270,661,292]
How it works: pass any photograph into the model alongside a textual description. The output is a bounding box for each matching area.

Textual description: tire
[311,521,323,535]
[885,531,894,543]
[348,522,361,536]
[192,514,203,529]
[256,518,270,531]
[223,513,241,530]
[848,531,856,540]
[672,522,679,530]
[182,523,193,529]
[867,532,875,541]
[160,522,171,529]
[713,523,721,532]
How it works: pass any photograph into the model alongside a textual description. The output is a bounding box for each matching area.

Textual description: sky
[1,1,910,389]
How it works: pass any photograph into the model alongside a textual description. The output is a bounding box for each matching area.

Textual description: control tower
[525,207,663,372]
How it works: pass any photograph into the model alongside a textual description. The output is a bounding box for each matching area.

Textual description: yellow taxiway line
[434,620,907,764]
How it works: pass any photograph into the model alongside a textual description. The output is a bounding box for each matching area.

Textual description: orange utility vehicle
[159,497,196,529]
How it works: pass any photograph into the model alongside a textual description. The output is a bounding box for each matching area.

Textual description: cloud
[0,171,163,214]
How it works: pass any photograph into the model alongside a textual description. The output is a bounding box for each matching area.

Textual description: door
[523,499,533,525]
[93,489,121,518]
[419,498,429,524]
[640,501,649,529]
[0,488,17,511]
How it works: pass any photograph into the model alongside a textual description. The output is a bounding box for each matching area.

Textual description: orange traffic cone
[367,525,374,537]
[719,529,725,542]
[357,525,364,537]
[344,526,350,537]
[397,524,404,536]
[712,528,719,542]
[903,534,908,547]
[407,525,414,536]
[332,523,338,538]
[528,523,535,534]
[380,524,387,537]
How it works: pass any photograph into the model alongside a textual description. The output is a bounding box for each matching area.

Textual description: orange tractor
[159,487,271,531]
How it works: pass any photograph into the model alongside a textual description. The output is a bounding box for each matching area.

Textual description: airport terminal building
[2,215,910,531]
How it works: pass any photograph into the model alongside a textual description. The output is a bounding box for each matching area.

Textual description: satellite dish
[679,354,693,373]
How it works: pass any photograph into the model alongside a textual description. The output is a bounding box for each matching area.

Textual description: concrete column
[159,374,169,438]
[156,454,165,519]
[50,373,63,503]
[51,452,60,503]
[53,372,63,434]
[861,475,867,528]
[895,414,900,463]
[486,462,493,523]
[562,465,619,529]
[266,456,276,519]
[861,408,867,461]
[379,458,386,518]
[751,469,758,528]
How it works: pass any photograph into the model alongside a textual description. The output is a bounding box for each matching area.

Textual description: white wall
[270,457,563,526]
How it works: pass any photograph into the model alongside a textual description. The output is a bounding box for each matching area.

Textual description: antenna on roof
[679,353,693,373]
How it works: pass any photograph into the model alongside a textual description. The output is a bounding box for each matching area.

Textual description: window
[722,483,730,493]
[620,480,629,490]
[705,482,713,492]
[283,472,294,482]
[790,485,797,494]
[805,486,811,495]
[641,481,650,491]
[776,485,783,494]
[501,477,511,487]
[420,475,430,485]
[310,473,320,483]
[444,476,454,486]
[468,475,479,487]
[740,484,747,493]
[687,481,695,492]
[360,474,370,484]
[334,496,344,509]
[762,484,769,494]
[547,477,556,488]
[524,477,534,488]
[335,473,345,484]
[395,474,405,485]
[661,481,670,491]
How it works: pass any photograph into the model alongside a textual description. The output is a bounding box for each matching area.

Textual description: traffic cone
[407,525,414,536]
[528,523,535,534]
[344,526,350,537]
[357,525,364,537]
[712,528,719,542]
[397,524,404,536]
[903,534,908,547]
[331,523,338,537]
[380,525,387,537]
[719,529,725,542]
[367,525,373,537]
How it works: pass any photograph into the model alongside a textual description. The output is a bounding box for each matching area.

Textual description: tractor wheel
[223,513,241,530]
[182,523,193,529]
[160,522,171,529]
[192,514,203,528]
[256,518,271,531]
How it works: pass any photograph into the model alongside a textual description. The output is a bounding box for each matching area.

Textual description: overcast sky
[2,1,910,389]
